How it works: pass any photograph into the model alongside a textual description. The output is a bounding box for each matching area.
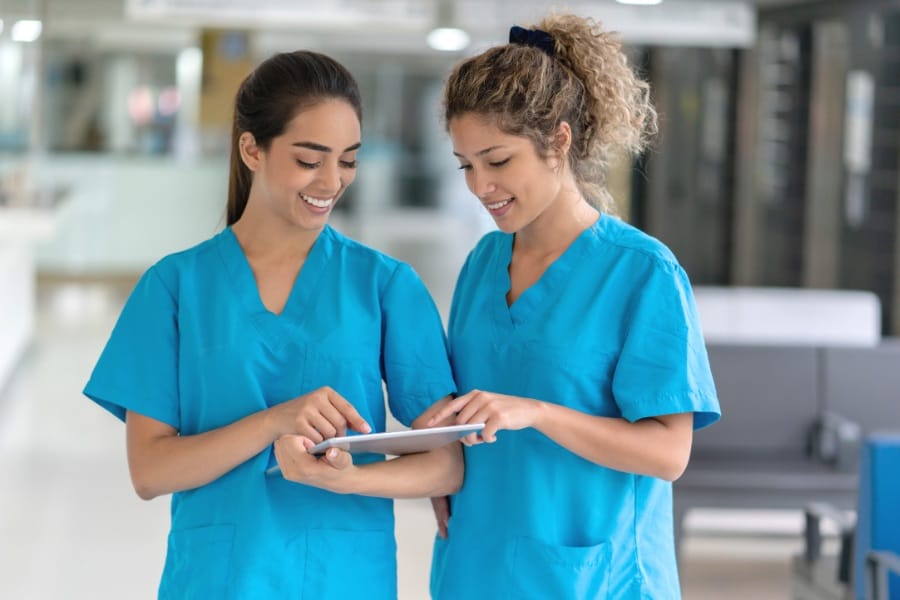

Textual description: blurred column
[103,55,139,153]
[802,21,850,289]
[173,45,203,160]
[198,29,254,154]
[731,41,763,285]
[27,0,46,158]
[0,42,25,145]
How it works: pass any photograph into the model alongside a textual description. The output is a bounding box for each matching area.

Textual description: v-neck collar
[216,225,334,351]
[492,219,597,333]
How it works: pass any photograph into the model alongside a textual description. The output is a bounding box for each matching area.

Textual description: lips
[300,192,334,209]
[485,199,510,210]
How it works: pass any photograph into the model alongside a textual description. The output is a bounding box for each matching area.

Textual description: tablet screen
[309,423,484,456]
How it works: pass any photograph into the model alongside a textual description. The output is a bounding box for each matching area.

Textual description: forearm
[532,403,693,481]
[283,395,465,498]
[126,409,278,499]
[342,443,463,498]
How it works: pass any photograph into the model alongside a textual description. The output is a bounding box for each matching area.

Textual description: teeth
[300,193,334,208]
[486,199,512,210]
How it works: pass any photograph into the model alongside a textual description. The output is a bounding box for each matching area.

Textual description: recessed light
[12,20,42,43]
[427,27,470,52]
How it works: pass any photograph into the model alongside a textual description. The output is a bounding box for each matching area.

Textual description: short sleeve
[611,263,720,430]
[83,266,180,429]
[381,263,456,427]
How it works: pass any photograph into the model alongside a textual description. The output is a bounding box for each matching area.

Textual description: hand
[427,390,542,444]
[273,434,355,491]
[431,496,451,539]
[268,386,370,443]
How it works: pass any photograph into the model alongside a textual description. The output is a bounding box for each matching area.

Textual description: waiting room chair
[793,433,900,600]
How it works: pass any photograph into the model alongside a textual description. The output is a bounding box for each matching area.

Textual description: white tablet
[310,423,484,456]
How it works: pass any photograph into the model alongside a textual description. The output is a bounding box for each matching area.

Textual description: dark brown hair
[226,51,362,225]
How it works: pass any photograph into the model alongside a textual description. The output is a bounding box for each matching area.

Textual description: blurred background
[2,0,900,598]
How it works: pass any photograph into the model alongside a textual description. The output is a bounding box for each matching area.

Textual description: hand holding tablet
[266,423,484,476]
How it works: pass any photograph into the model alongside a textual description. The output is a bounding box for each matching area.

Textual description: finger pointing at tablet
[427,390,542,444]
[267,386,371,443]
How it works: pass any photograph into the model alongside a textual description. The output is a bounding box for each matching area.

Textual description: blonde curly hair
[443,14,657,213]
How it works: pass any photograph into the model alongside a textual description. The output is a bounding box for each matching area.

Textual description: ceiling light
[427,0,469,52]
[427,27,470,52]
[12,20,42,43]
[616,0,663,5]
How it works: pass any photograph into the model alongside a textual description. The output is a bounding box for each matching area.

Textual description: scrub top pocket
[302,528,397,600]
[160,523,235,599]
[509,536,611,600]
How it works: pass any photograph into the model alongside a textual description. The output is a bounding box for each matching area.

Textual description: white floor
[0,280,810,599]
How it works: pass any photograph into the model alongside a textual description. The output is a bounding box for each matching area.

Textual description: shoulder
[463,229,508,270]
[590,217,701,335]
[324,225,425,293]
[146,231,225,298]
[325,225,404,273]
[590,214,682,276]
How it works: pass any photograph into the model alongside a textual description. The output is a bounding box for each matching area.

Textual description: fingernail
[327,448,338,459]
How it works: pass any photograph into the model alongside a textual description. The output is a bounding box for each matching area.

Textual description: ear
[546,122,572,172]
[239,131,262,172]
[554,121,573,157]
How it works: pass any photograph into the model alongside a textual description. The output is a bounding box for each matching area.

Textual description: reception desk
[0,204,61,392]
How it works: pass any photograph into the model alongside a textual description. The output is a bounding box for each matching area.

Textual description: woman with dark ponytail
[426,14,720,599]
[84,50,461,598]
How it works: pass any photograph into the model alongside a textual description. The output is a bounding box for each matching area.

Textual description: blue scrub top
[84,225,455,599]
[430,215,720,600]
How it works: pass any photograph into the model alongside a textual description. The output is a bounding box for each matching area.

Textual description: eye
[297,160,320,169]
[457,163,472,171]
[340,160,358,169]
[489,158,510,168]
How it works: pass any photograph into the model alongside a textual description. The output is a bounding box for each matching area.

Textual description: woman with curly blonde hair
[426,14,721,599]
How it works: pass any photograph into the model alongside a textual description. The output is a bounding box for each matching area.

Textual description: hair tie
[508,25,556,57]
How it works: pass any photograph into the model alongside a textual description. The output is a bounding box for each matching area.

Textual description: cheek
[463,170,476,194]
[342,170,358,188]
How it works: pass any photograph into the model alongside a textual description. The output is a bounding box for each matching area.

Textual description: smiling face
[241,98,361,232]
[449,113,568,234]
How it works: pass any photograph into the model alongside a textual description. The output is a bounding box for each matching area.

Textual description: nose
[317,160,343,194]
[469,167,496,199]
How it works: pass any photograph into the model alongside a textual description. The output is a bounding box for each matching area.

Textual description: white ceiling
[0,0,827,52]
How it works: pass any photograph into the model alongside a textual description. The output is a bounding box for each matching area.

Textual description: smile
[486,199,512,210]
[300,192,335,209]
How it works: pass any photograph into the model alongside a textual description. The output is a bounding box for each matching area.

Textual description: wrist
[261,406,285,444]
[311,467,359,495]
[530,399,549,431]
[325,465,359,495]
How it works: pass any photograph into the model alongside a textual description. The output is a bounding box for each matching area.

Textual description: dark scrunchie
[508,25,556,57]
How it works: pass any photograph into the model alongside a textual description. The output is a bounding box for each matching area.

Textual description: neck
[230,203,321,264]
[514,185,599,259]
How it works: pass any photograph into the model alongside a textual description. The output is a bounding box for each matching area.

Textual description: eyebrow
[293,141,362,153]
[452,145,505,158]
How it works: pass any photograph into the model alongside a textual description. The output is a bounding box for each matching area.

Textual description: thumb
[324,447,353,470]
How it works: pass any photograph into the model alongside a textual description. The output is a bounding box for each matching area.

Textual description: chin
[492,218,520,234]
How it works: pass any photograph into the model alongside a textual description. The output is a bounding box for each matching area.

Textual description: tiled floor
[0,280,808,599]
